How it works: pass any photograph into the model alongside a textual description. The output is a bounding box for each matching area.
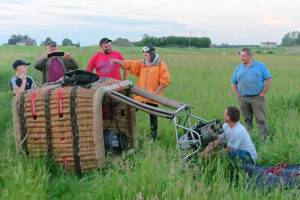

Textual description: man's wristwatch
[155,90,160,94]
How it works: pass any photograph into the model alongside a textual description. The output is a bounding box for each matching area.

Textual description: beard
[104,49,111,54]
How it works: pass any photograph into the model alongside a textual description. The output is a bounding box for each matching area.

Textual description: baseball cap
[12,60,31,69]
[142,44,155,52]
[46,41,57,47]
[99,38,112,45]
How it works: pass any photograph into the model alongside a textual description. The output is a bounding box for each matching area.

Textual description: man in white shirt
[201,106,258,164]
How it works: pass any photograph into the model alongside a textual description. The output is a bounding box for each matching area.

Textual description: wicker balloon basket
[12,79,138,175]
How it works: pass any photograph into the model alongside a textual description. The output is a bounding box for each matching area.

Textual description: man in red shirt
[86,38,127,80]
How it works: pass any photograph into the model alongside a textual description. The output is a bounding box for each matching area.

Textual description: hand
[109,59,124,66]
[19,73,26,81]
[259,92,265,96]
[64,52,72,60]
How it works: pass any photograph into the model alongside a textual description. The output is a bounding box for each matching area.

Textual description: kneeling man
[201,106,258,164]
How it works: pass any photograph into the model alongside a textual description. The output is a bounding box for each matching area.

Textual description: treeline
[10,34,35,42]
[41,37,80,47]
[134,35,211,48]
[6,34,79,47]
[281,31,300,46]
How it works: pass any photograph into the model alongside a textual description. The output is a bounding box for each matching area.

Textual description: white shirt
[219,122,258,161]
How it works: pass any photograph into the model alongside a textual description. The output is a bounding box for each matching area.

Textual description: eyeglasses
[142,47,150,52]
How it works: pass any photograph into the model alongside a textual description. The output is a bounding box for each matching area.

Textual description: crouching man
[201,106,258,164]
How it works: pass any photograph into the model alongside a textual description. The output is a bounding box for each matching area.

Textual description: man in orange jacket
[110,45,170,139]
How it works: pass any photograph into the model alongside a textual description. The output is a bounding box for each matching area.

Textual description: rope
[264,159,300,178]
[70,86,82,176]
[19,92,29,155]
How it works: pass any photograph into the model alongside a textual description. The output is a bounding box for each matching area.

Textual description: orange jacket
[123,58,170,104]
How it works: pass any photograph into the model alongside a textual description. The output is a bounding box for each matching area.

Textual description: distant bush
[134,35,211,48]
[112,38,133,47]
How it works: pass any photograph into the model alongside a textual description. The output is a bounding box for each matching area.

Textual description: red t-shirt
[86,50,124,80]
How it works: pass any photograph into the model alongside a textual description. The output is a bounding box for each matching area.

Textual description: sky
[0,0,299,46]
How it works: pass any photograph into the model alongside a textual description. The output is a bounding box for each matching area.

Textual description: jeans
[228,149,254,164]
[221,141,254,164]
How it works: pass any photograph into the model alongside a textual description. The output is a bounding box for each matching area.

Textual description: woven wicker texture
[20,79,136,174]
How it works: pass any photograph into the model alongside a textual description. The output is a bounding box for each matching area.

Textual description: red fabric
[31,90,39,118]
[86,50,124,80]
[102,104,111,120]
[63,156,67,167]
[58,87,65,117]
[117,83,122,92]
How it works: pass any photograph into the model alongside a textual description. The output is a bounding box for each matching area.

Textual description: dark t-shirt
[9,75,35,91]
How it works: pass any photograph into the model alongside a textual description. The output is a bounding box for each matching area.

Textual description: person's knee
[228,149,238,158]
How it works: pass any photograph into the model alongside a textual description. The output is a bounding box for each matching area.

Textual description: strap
[58,87,65,117]
[19,92,29,155]
[44,85,61,156]
[117,83,122,92]
[70,86,82,175]
[30,90,39,119]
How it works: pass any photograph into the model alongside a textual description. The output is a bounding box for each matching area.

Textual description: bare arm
[214,146,233,155]
[259,78,272,96]
[201,137,223,159]
[122,69,128,81]
[231,83,239,96]
[110,59,125,66]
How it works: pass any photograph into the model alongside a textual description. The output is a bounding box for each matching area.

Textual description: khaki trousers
[238,95,269,138]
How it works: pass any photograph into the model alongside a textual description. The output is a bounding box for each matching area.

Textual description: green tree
[295,32,300,45]
[62,38,73,46]
[40,37,53,46]
[9,34,32,42]
[281,31,299,46]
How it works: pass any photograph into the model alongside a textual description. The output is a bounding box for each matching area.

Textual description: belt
[243,94,259,97]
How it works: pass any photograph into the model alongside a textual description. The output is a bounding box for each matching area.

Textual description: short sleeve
[231,67,238,84]
[118,52,124,60]
[28,76,37,89]
[262,65,272,80]
[9,77,17,90]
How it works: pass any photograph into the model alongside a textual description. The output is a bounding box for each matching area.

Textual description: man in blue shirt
[231,48,272,138]
[9,60,35,96]
[201,106,257,164]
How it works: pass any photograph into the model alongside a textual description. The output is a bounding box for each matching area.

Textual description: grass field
[0,46,300,199]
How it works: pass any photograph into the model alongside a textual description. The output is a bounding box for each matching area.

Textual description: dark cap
[46,41,57,47]
[142,44,155,52]
[12,60,31,69]
[99,38,112,45]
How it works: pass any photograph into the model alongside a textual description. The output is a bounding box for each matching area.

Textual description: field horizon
[0,46,299,199]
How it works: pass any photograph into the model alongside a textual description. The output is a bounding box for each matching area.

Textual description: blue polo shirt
[231,60,271,96]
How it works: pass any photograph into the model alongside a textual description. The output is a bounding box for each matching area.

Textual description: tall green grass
[0,46,299,199]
